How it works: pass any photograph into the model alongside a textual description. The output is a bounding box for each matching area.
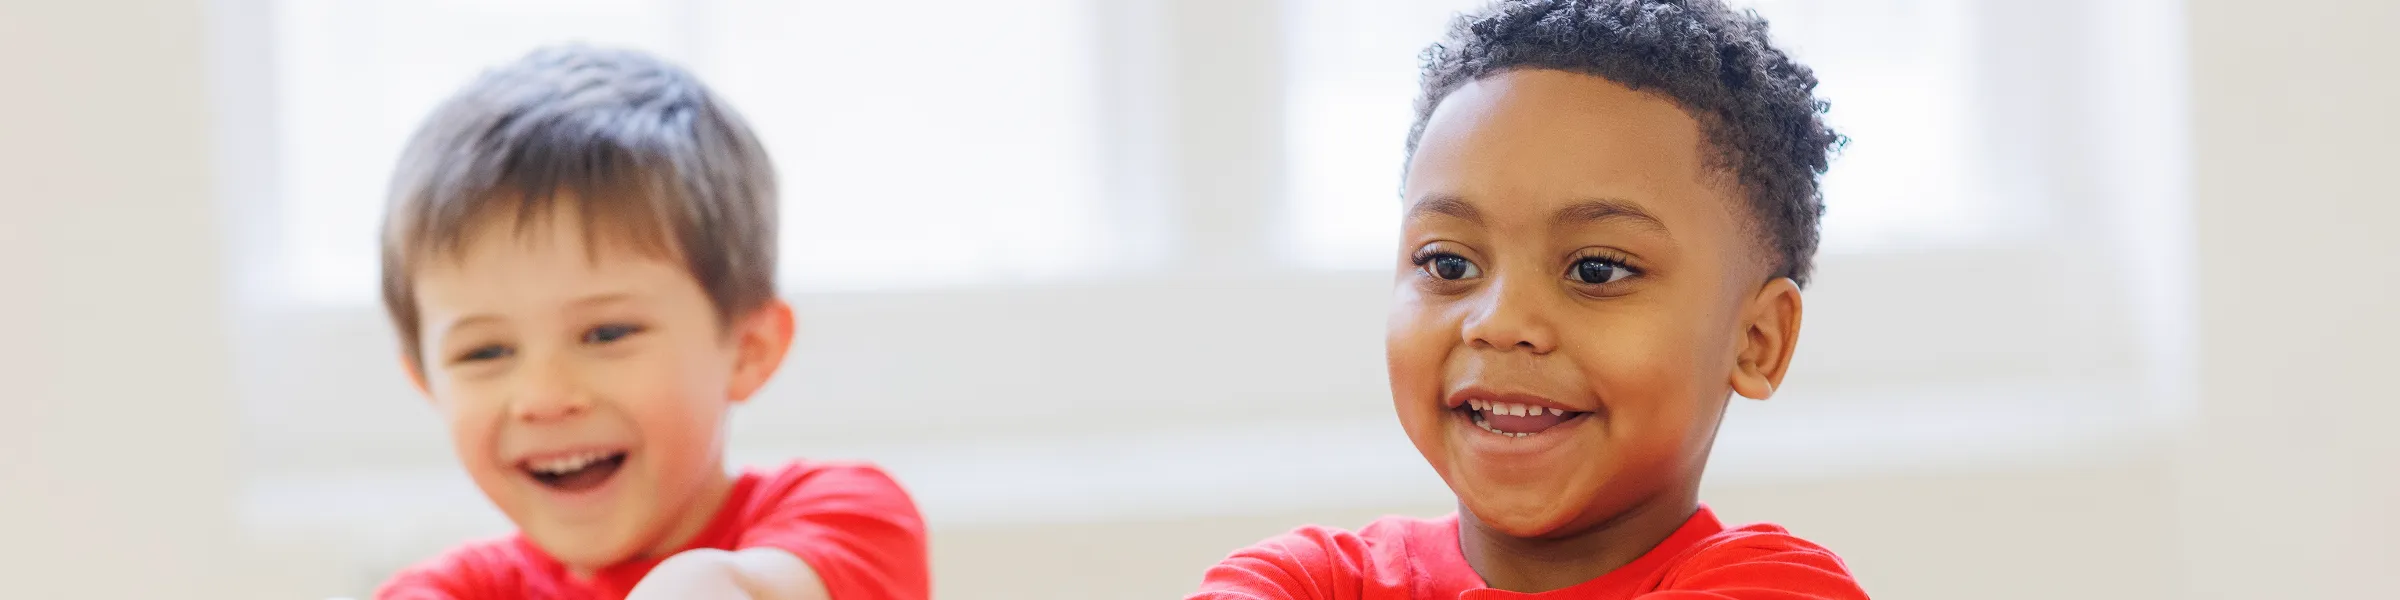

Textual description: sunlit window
[1280,0,2015,268]
[268,0,1106,303]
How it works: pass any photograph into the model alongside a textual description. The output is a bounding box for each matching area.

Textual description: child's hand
[626,547,827,600]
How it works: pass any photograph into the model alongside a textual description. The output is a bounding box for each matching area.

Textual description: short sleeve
[734,462,930,600]
[1639,530,1869,600]
[1190,525,1374,600]
[374,570,463,600]
[373,540,526,600]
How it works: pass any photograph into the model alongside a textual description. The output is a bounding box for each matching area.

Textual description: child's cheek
[1387,298,1467,470]
[442,389,522,516]
[438,388,502,461]
[1577,320,1698,427]
[1582,317,1728,468]
[1385,299,1455,397]
[618,342,737,462]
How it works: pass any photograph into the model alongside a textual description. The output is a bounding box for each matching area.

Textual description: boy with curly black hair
[1193,1,1862,597]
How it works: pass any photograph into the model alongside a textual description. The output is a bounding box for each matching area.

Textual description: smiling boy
[1193,1,1861,598]
[373,47,927,600]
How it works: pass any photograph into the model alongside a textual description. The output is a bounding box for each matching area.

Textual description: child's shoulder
[375,535,552,600]
[733,458,919,517]
[720,459,932,600]
[743,458,905,489]
[1637,513,1864,599]
[1191,514,1473,599]
[1659,519,1856,587]
[718,458,925,545]
[1235,513,1454,563]
[1688,520,1841,556]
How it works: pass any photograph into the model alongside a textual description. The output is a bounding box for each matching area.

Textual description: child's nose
[510,355,594,422]
[1461,275,1559,354]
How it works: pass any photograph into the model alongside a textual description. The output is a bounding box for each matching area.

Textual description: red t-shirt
[377,460,927,600]
[1192,505,1866,599]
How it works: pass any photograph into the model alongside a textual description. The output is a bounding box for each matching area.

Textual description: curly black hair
[1406,0,1842,286]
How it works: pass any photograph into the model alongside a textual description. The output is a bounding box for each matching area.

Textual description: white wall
[2178,0,2400,596]
[0,0,241,595]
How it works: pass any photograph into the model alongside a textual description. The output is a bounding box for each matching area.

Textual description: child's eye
[1415,253,1482,281]
[456,345,513,363]
[583,324,643,344]
[1567,257,1637,285]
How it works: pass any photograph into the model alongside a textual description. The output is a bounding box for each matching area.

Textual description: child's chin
[1457,486,1589,538]
[1468,501,1584,540]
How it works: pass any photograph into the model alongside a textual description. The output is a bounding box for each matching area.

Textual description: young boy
[372,46,928,600]
[1194,1,1862,597]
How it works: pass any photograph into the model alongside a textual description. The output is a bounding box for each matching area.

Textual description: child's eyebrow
[1406,194,1484,225]
[567,292,640,308]
[441,314,501,337]
[1555,198,1670,236]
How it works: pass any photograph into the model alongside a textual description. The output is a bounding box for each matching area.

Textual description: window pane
[1281,0,2010,268]
[1279,0,1480,269]
[267,0,1106,303]
[1736,0,2008,252]
[704,0,1108,292]
[271,0,684,304]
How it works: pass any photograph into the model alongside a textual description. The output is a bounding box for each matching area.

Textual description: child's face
[407,202,790,570]
[1389,70,1796,539]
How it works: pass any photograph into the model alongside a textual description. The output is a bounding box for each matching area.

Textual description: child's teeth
[531,451,616,474]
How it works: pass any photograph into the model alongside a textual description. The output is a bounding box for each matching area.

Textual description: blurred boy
[1194,1,1862,597]
[373,46,927,600]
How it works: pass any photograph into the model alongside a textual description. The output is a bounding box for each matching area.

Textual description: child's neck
[643,463,739,560]
[1457,486,1701,593]
[566,462,740,579]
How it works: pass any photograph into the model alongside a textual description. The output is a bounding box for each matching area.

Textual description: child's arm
[733,463,930,600]
[1188,526,1358,600]
[625,547,827,600]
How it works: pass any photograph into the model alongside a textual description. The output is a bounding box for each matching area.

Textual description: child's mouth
[1461,399,1587,438]
[521,450,628,492]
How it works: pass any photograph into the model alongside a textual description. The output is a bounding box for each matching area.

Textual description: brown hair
[380,45,777,367]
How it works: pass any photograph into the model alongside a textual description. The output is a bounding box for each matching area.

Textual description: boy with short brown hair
[373,45,927,600]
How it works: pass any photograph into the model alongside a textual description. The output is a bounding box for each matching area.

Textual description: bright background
[3,0,2395,598]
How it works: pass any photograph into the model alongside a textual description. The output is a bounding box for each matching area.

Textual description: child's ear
[1729,277,1803,401]
[726,299,797,404]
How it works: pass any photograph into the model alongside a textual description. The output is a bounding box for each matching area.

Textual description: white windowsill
[241,376,2174,542]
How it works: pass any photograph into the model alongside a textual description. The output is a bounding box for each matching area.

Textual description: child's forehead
[404,211,687,311]
[409,236,693,327]
[430,192,685,266]
[1417,71,1709,177]
[1404,70,1737,230]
